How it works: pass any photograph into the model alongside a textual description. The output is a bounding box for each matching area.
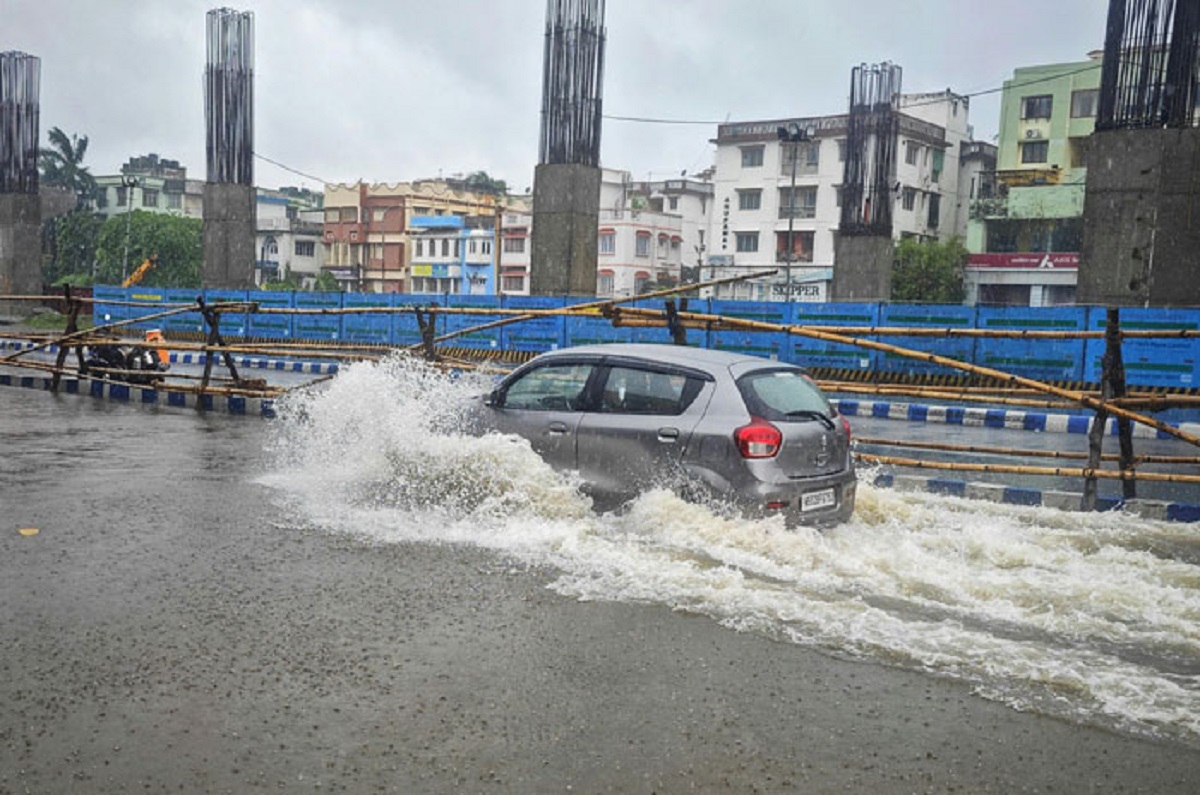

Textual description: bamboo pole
[856,453,1200,484]
[1,302,208,364]
[854,436,1200,465]
[609,305,1200,448]
[405,269,779,352]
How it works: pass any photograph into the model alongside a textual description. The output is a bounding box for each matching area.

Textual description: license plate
[800,488,835,512]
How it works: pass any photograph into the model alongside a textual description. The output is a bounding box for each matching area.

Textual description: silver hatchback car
[474,343,856,525]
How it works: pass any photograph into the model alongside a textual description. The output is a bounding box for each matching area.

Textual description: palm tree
[39,127,97,207]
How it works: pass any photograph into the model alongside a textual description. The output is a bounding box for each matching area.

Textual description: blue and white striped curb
[0,372,276,418]
[833,398,1200,440]
[871,471,1200,523]
[0,340,338,375]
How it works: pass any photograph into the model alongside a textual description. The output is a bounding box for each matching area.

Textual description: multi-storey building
[705,92,974,301]
[408,215,496,296]
[498,206,532,296]
[254,189,324,287]
[91,153,204,219]
[322,180,508,293]
[965,53,1102,306]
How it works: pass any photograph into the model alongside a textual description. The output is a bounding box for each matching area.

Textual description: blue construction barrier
[1086,307,1200,389]
[710,300,788,360]
[292,292,342,342]
[163,289,205,336]
[443,295,504,352]
[787,302,879,371]
[91,286,128,327]
[88,286,1200,391]
[341,293,394,345]
[201,289,250,338]
[501,296,566,353]
[626,297,710,346]
[879,304,976,377]
[976,306,1088,383]
[564,297,631,347]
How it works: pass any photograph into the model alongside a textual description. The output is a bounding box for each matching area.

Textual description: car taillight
[735,418,782,458]
[840,414,852,441]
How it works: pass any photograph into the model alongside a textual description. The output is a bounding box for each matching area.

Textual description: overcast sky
[6,0,1108,193]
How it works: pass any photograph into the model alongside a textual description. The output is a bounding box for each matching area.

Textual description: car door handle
[657,427,680,442]
[548,421,569,435]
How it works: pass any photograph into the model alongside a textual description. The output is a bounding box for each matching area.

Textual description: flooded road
[2,356,1199,793]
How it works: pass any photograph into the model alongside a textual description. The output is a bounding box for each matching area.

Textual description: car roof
[536,343,795,374]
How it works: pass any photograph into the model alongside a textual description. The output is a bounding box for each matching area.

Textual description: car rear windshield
[736,369,832,422]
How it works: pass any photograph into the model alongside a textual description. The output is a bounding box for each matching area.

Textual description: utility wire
[603,63,1105,125]
[253,151,330,186]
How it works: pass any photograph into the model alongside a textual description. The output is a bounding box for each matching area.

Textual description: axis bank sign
[967,253,1079,269]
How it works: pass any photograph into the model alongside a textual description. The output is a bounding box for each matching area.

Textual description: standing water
[263,355,1200,748]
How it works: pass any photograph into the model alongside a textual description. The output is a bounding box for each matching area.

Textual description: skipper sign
[967,253,1079,269]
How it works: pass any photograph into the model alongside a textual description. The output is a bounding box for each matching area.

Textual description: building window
[165,192,181,209]
[441,239,450,257]
[735,232,759,253]
[599,231,615,254]
[1021,140,1050,164]
[1022,94,1053,120]
[634,272,650,294]
[415,239,424,257]
[779,186,817,219]
[116,187,128,207]
[482,240,492,255]
[927,194,941,229]
[740,145,764,168]
[1071,89,1098,118]
[295,240,316,257]
[737,189,761,211]
[469,239,477,254]
[501,274,524,292]
[503,237,526,253]
[775,230,814,262]
[141,188,158,207]
[94,189,108,209]
[668,196,679,211]
[597,270,615,296]
[837,139,847,162]
[635,232,651,257]
[902,188,916,211]
[905,141,920,166]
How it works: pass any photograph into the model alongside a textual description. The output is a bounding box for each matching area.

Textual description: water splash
[263,355,1200,747]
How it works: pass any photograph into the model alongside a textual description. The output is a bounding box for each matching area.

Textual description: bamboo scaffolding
[403,268,779,352]
[856,452,1200,485]
[608,305,1200,449]
[854,436,1200,466]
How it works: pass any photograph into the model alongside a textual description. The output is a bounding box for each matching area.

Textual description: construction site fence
[89,286,1200,390]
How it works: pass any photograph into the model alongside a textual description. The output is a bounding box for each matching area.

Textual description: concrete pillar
[830,234,894,301]
[530,163,601,296]
[0,193,42,318]
[202,183,256,289]
[1080,128,1200,307]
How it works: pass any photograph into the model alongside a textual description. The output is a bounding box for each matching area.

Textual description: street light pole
[776,123,815,304]
[120,174,138,284]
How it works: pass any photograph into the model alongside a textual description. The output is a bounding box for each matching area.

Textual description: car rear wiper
[785,410,835,429]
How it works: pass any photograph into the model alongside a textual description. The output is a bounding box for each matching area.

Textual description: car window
[737,369,831,420]
[598,365,700,415]
[501,362,593,411]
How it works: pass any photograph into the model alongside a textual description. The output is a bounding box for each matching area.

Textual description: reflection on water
[263,355,1200,747]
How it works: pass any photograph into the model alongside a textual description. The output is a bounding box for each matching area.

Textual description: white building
[498,207,532,296]
[705,92,974,301]
[255,190,324,287]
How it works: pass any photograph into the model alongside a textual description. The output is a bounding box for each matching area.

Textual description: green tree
[39,127,98,207]
[94,211,202,287]
[462,170,508,196]
[44,209,105,285]
[313,270,341,292]
[892,237,968,304]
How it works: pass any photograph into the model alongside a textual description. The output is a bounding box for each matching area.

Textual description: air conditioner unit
[1024,129,1043,139]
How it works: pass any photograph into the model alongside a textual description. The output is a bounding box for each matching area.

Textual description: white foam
[262,355,1200,746]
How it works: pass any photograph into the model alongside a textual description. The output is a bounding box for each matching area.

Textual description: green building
[965,52,1102,306]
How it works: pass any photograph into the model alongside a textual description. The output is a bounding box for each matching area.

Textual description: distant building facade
[91,154,204,219]
[254,189,324,288]
[965,53,1102,306]
[705,92,974,302]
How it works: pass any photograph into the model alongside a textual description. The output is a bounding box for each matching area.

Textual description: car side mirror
[485,389,502,408]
